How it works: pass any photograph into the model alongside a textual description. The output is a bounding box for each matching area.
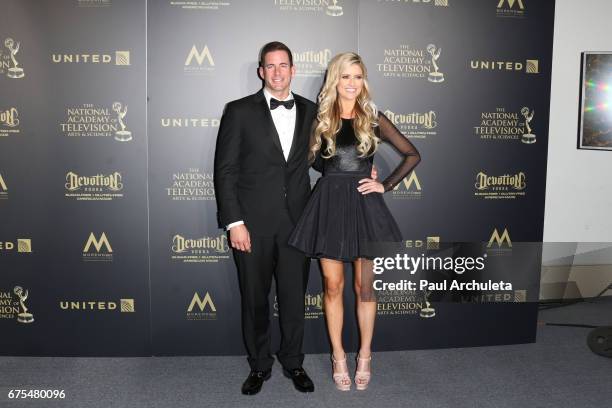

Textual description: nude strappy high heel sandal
[355,353,371,390]
[331,354,351,391]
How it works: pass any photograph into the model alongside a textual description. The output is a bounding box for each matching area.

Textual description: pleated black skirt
[288,171,402,262]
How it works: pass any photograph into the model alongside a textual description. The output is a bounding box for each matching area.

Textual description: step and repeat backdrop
[1,0,555,356]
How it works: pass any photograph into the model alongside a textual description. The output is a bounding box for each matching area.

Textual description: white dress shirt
[263,87,296,161]
[226,88,297,231]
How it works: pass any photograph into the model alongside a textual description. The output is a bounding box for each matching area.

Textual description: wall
[542,0,612,299]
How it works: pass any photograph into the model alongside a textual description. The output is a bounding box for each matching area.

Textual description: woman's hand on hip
[357,178,384,194]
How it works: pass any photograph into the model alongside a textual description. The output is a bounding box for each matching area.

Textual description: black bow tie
[270,98,295,110]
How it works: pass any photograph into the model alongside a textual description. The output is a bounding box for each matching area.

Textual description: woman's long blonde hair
[309,52,380,163]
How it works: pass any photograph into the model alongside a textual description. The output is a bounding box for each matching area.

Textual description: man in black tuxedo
[214,42,317,395]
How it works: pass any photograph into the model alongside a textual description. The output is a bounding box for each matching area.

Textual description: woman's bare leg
[321,258,345,359]
[354,258,376,358]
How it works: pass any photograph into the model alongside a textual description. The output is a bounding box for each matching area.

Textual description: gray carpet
[1,298,611,408]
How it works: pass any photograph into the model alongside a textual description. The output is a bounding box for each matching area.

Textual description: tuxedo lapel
[254,90,285,161]
[287,96,305,163]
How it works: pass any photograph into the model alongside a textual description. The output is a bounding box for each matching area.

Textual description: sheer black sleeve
[377,112,421,192]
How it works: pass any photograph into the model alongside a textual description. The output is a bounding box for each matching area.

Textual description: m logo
[488,228,512,248]
[0,174,6,191]
[394,172,422,191]
[497,0,524,9]
[84,232,112,253]
[187,292,216,312]
[185,45,214,66]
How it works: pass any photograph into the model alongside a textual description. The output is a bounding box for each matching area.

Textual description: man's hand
[230,224,251,253]
[370,164,378,180]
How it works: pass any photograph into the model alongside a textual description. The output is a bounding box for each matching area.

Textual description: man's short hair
[259,41,293,67]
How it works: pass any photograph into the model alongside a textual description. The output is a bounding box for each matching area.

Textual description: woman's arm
[378,112,421,192]
[309,119,325,173]
[312,150,324,173]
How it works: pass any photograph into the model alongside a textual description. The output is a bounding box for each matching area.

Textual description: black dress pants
[233,210,309,371]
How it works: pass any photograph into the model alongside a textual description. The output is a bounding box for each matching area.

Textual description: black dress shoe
[283,367,315,392]
[241,369,271,395]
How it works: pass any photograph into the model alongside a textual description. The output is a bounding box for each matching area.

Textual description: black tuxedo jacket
[214,89,317,236]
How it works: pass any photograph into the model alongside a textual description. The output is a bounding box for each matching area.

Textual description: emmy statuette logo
[426,44,444,83]
[14,286,34,323]
[4,38,25,79]
[419,290,435,318]
[112,102,132,141]
[521,107,536,144]
[326,0,343,16]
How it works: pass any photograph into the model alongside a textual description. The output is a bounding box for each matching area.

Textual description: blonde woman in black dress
[289,52,421,391]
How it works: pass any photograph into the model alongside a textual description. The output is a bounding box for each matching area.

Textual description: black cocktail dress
[288,113,420,261]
